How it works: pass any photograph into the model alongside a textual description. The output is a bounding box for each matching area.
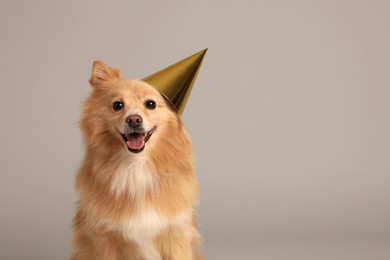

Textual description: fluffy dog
[72,61,201,259]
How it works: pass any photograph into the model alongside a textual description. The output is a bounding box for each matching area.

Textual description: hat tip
[143,49,208,115]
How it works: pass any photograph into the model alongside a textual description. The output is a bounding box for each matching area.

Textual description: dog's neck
[109,153,159,199]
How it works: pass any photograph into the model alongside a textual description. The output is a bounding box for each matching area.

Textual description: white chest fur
[109,156,191,258]
[123,206,167,259]
[123,206,191,259]
[110,155,157,198]
[123,206,168,241]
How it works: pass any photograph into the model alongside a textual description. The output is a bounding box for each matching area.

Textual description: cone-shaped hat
[143,49,207,115]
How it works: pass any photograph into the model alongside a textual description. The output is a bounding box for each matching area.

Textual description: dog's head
[80,60,182,155]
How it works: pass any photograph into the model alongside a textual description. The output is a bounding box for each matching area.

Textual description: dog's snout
[126,114,143,128]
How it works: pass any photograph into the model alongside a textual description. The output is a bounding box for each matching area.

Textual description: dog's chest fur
[123,206,167,259]
[122,206,190,259]
[110,155,157,198]
[108,156,191,258]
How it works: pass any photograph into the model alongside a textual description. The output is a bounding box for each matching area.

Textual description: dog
[72,61,201,259]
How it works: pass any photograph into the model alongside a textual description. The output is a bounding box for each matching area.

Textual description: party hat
[143,49,207,115]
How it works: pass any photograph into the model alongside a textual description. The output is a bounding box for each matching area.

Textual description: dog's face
[81,61,179,155]
[109,80,173,154]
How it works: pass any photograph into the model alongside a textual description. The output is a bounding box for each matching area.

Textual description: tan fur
[72,61,201,260]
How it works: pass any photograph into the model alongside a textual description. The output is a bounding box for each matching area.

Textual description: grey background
[1,0,389,259]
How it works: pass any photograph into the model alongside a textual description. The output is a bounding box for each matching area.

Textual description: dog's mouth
[120,127,156,153]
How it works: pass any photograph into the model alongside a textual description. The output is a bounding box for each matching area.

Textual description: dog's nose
[126,114,143,128]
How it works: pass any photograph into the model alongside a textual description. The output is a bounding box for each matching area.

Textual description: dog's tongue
[127,134,144,150]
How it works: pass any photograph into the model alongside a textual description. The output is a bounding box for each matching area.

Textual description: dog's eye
[113,101,124,111]
[145,100,156,110]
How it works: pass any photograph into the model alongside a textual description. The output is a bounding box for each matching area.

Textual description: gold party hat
[143,49,207,115]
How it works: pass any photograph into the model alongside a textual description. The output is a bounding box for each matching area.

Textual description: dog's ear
[90,60,120,87]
